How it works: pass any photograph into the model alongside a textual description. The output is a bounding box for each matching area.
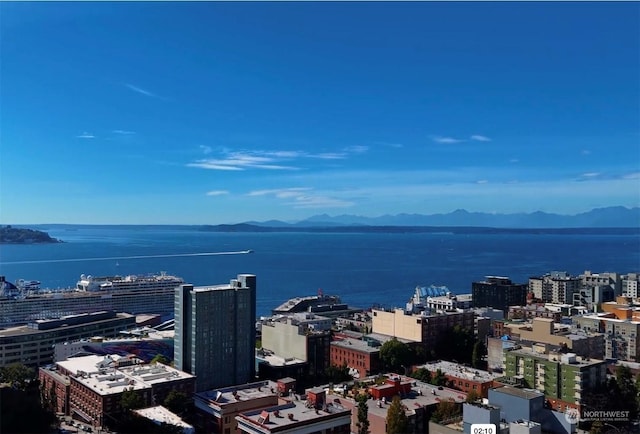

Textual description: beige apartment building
[371,308,475,348]
[504,317,604,359]
[529,272,582,304]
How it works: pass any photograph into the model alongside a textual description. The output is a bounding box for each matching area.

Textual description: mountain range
[245,206,640,229]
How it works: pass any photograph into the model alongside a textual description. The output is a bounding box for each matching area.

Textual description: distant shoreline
[7,224,640,236]
[198,224,640,235]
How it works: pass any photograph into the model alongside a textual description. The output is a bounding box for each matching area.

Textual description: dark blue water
[0,228,638,317]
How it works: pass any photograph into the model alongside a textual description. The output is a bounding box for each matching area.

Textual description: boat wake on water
[0,250,253,265]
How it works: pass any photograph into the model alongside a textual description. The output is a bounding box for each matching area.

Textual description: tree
[465,389,481,403]
[325,362,352,383]
[356,394,370,434]
[121,389,146,412]
[0,362,35,390]
[431,398,461,423]
[0,386,57,433]
[164,390,190,416]
[150,354,171,365]
[409,367,431,383]
[385,395,408,434]
[472,340,487,369]
[431,369,447,387]
[379,338,413,374]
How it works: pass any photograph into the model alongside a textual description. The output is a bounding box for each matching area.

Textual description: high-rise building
[175,274,256,392]
[472,276,528,312]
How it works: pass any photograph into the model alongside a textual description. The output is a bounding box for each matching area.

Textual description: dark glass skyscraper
[175,274,256,392]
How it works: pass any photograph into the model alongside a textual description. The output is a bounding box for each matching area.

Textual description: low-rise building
[425,293,473,311]
[417,360,502,397]
[503,317,604,359]
[332,375,467,434]
[371,307,475,350]
[235,388,351,434]
[0,311,136,368]
[503,344,607,411]
[133,406,194,434]
[194,379,288,434]
[54,328,174,363]
[260,313,331,384]
[508,305,563,322]
[574,311,640,361]
[40,354,195,428]
[330,334,382,379]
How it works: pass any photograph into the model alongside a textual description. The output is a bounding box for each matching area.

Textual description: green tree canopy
[379,338,413,374]
[465,389,481,403]
[356,394,370,434]
[150,354,171,365]
[472,340,487,369]
[121,389,146,412]
[431,398,461,423]
[432,369,447,387]
[385,395,408,434]
[0,362,35,390]
[163,390,191,416]
[0,386,57,433]
[325,362,352,384]
[434,325,475,365]
[409,367,432,383]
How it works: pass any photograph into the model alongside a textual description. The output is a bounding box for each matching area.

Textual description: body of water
[1,227,639,317]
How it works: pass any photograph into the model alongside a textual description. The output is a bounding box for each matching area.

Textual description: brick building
[417,360,501,398]
[40,354,195,428]
[330,335,382,379]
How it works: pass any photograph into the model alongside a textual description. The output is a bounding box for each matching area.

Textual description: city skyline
[1,2,638,224]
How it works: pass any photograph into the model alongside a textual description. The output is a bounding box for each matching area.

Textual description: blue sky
[1,2,638,224]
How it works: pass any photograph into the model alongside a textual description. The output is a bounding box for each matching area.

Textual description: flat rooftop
[0,313,134,337]
[237,400,350,430]
[491,385,544,400]
[419,360,501,383]
[196,380,280,406]
[56,354,194,396]
[335,378,467,419]
[507,346,605,367]
[257,353,306,367]
[331,337,380,353]
[134,406,194,431]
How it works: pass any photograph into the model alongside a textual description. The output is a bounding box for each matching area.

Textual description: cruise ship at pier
[0,272,184,328]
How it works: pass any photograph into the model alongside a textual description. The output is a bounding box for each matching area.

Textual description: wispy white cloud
[581,172,601,178]
[623,172,640,180]
[476,179,489,184]
[287,194,353,209]
[187,145,369,172]
[581,149,591,156]
[509,158,519,163]
[246,187,353,209]
[343,145,369,153]
[206,190,229,196]
[247,187,312,197]
[309,152,347,160]
[187,152,299,171]
[432,136,465,144]
[125,83,161,98]
[112,130,136,135]
[470,135,492,142]
[76,132,95,139]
